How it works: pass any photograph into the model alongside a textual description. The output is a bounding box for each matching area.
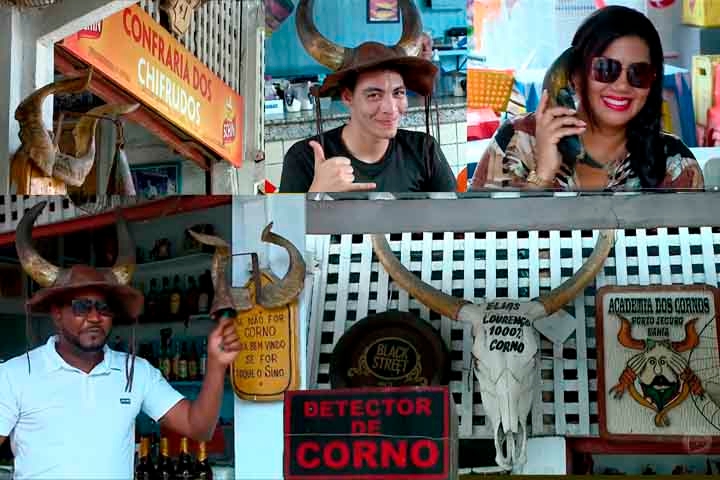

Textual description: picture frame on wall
[130,162,182,198]
[367,0,399,23]
[595,284,720,443]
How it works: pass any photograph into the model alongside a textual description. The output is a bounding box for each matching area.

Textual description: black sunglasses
[591,57,655,89]
[71,298,113,317]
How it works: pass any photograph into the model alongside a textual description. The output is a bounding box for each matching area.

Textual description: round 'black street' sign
[329,310,451,388]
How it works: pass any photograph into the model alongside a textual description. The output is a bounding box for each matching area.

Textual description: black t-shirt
[279,126,457,192]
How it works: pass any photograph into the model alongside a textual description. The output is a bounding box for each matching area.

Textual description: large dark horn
[110,210,136,285]
[15,71,93,176]
[296,0,345,70]
[371,234,469,320]
[256,222,306,309]
[538,230,615,314]
[395,0,423,56]
[188,230,252,314]
[671,318,700,353]
[15,201,60,287]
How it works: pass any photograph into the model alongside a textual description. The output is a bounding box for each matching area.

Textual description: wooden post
[212,0,264,195]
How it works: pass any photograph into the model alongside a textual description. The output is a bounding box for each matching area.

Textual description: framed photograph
[367,0,399,23]
[130,162,182,198]
[595,285,720,442]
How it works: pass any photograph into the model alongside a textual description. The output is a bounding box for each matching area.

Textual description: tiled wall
[263,120,469,188]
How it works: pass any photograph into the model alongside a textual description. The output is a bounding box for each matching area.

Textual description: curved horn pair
[15,201,135,287]
[14,70,93,177]
[296,0,423,70]
[189,223,306,315]
[372,230,615,319]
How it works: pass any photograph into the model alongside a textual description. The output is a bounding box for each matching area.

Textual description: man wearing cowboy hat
[279,0,456,193]
[0,202,241,479]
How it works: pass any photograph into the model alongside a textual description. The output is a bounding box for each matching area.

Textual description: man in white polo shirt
[0,202,242,479]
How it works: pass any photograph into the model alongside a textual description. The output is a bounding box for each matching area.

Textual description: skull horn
[616,314,646,350]
[188,230,252,314]
[15,201,60,288]
[538,230,615,314]
[671,318,700,353]
[395,0,424,57]
[110,210,136,285]
[296,0,346,70]
[14,70,93,177]
[371,234,470,320]
[256,222,306,309]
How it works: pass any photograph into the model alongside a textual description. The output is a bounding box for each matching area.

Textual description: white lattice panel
[306,227,720,439]
[0,195,143,234]
[139,0,244,92]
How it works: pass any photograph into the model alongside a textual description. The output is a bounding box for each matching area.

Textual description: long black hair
[570,6,666,188]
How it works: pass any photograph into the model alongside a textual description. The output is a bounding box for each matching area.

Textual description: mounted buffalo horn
[188,223,306,317]
[15,201,136,288]
[255,222,306,309]
[371,229,615,470]
[296,0,423,70]
[58,102,140,189]
[12,70,93,178]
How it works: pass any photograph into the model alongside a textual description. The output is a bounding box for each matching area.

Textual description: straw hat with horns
[15,201,143,320]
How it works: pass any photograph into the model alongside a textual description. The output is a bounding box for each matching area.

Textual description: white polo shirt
[0,336,185,479]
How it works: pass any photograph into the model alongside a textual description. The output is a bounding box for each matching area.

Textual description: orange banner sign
[61,5,243,166]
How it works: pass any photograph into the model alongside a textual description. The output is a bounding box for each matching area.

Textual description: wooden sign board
[596,285,720,441]
[231,270,300,401]
[283,386,458,480]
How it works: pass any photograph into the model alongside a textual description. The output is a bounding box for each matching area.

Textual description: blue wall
[265,0,466,78]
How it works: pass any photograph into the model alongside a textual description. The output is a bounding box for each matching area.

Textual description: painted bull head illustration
[10,69,139,194]
[610,315,704,427]
[187,223,306,317]
[371,230,616,470]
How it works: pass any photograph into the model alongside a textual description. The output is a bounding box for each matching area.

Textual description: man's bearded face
[52,289,114,352]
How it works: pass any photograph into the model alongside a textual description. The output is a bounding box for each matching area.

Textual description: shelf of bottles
[135,434,229,480]
[133,260,215,325]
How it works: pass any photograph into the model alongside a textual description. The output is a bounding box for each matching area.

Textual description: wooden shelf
[0,196,231,248]
[567,437,720,455]
[135,252,213,278]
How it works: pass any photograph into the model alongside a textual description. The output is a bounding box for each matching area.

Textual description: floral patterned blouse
[469,113,705,191]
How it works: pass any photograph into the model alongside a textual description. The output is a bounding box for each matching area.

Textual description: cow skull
[188,222,306,318]
[371,230,615,470]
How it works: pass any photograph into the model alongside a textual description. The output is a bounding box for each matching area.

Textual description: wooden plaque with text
[230,270,300,402]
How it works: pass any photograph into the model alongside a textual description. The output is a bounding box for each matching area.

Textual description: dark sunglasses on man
[71,298,113,317]
[591,57,655,89]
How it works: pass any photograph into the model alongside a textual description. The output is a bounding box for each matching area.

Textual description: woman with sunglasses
[469,5,704,191]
